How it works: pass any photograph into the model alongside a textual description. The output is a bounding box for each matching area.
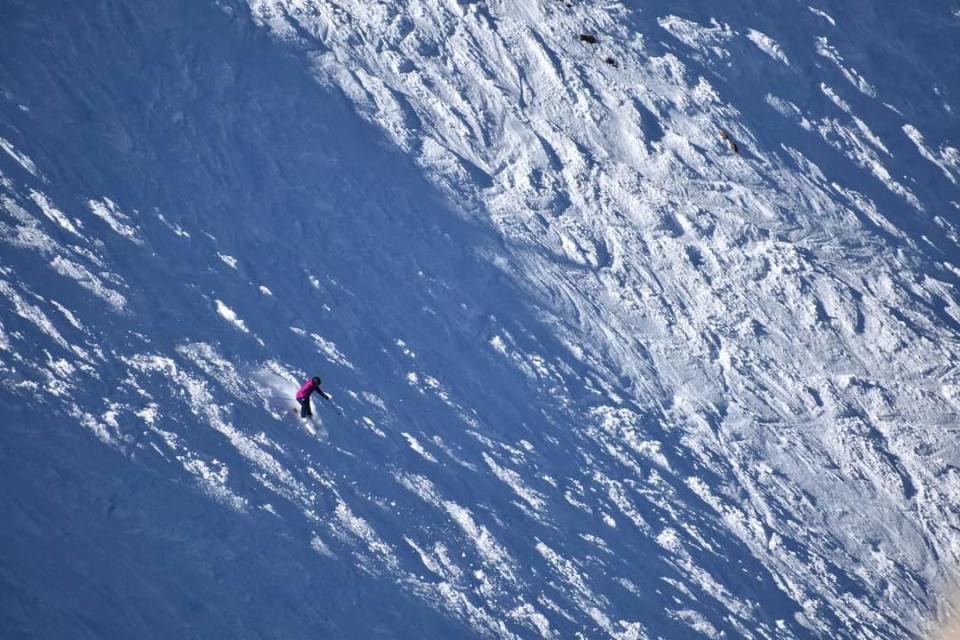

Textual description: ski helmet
[312,376,322,386]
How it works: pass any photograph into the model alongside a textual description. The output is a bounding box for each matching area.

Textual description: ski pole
[325,396,344,416]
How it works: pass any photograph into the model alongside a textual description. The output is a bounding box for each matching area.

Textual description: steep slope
[1,0,959,638]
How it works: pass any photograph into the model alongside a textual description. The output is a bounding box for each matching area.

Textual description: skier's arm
[319,389,332,401]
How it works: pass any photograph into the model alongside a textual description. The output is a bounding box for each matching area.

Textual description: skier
[296,376,330,418]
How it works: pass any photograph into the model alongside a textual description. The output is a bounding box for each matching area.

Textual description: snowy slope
[1,0,959,638]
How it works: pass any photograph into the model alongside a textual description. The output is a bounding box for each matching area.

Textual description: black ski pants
[298,397,312,418]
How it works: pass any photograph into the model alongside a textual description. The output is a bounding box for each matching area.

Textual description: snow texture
[1,0,960,638]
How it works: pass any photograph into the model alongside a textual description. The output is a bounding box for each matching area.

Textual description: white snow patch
[360,416,386,438]
[31,191,81,237]
[50,256,127,311]
[361,391,387,412]
[746,29,789,64]
[816,37,877,97]
[156,212,190,237]
[536,542,614,634]
[69,406,117,445]
[658,16,735,59]
[508,603,554,639]
[181,456,249,511]
[87,198,141,243]
[852,115,890,155]
[395,338,417,358]
[0,280,69,349]
[405,536,450,579]
[673,609,721,638]
[821,83,851,113]
[49,300,86,331]
[218,253,238,269]
[127,354,310,507]
[333,500,399,572]
[903,124,959,184]
[47,354,76,379]
[483,452,546,512]
[290,327,355,369]
[398,473,517,585]
[0,136,40,177]
[310,534,335,557]
[135,403,159,427]
[250,360,303,418]
[1,195,38,227]
[216,299,250,333]
[402,432,438,462]
[177,342,248,400]
[809,6,836,25]
[777,95,919,207]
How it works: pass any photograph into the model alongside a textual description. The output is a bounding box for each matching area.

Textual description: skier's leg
[299,398,309,418]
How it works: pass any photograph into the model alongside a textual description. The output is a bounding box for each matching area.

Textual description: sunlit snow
[2,0,959,638]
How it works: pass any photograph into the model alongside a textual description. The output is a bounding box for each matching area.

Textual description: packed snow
[1,0,959,638]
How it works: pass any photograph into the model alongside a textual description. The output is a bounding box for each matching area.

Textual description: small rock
[719,129,741,155]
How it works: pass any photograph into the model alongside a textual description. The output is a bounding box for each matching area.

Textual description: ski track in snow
[1,0,959,638]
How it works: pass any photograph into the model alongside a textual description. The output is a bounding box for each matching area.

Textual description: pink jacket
[296,379,318,401]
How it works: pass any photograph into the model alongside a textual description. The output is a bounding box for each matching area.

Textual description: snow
[50,255,127,311]
[483,452,547,513]
[808,7,836,27]
[659,16,734,60]
[0,136,40,178]
[215,299,250,333]
[815,36,877,98]
[290,326,355,369]
[0,279,70,349]
[156,212,190,237]
[402,432,437,463]
[746,28,790,65]
[1,0,959,638]
[904,124,960,184]
[49,299,86,331]
[217,252,238,268]
[87,198,142,243]
[30,190,81,237]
